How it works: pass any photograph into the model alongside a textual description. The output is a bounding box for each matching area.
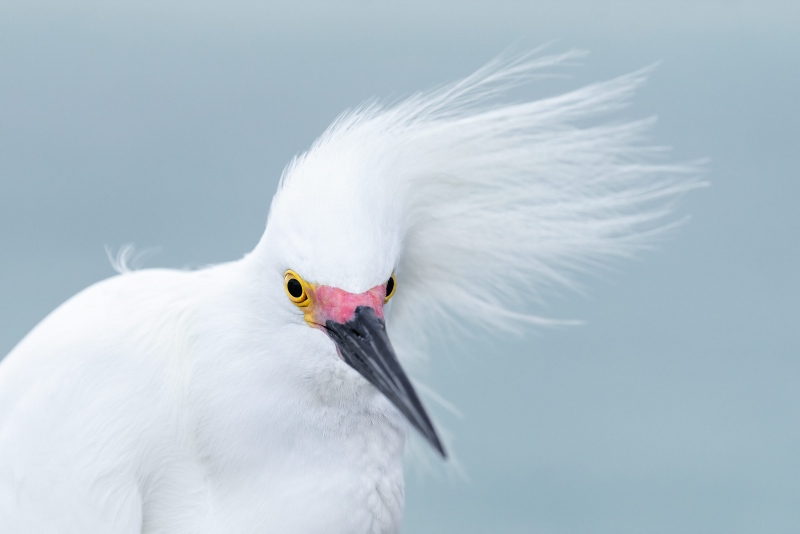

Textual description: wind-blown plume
[274,50,703,363]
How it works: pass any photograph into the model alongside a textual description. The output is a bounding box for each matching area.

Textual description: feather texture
[269,51,702,362]
[0,51,702,532]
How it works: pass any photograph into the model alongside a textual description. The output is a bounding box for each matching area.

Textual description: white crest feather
[105,243,160,274]
[273,50,703,360]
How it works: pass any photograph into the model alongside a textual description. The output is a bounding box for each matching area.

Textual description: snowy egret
[0,53,697,532]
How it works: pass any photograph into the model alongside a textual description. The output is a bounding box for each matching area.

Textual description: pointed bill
[325,306,446,457]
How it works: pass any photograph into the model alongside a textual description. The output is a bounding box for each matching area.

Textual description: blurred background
[1,1,798,532]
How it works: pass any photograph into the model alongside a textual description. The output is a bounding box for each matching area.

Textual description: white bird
[0,52,697,533]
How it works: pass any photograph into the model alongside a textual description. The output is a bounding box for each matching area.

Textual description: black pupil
[287,278,303,298]
[385,277,394,297]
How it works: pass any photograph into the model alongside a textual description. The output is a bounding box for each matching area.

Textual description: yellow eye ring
[284,270,310,307]
[384,273,397,303]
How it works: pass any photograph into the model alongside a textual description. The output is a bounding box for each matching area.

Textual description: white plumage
[0,52,698,533]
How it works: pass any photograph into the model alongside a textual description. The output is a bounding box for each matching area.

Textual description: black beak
[325,306,446,458]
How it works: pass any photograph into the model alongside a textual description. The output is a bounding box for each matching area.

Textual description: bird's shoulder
[0,267,220,422]
[3,268,199,362]
[0,269,208,532]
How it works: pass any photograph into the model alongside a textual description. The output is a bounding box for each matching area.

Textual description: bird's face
[277,267,445,457]
[251,141,446,455]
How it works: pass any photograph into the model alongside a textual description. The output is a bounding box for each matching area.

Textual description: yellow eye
[284,270,310,307]
[384,273,397,303]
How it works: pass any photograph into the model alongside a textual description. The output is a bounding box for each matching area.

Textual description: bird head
[238,53,697,465]
[249,124,447,457]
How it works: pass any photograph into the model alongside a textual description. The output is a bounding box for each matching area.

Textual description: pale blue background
[1,1,798,533]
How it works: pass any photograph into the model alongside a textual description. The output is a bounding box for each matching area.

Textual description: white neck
[149,258,410,533]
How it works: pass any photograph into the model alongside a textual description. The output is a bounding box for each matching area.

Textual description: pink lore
[311,284,386,324]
